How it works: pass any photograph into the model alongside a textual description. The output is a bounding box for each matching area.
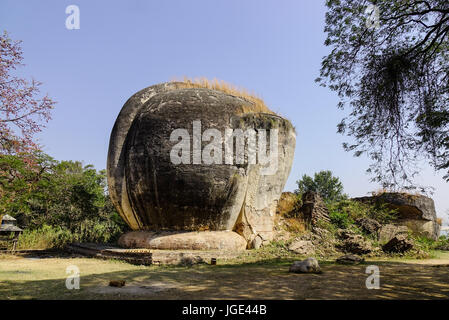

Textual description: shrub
[17,225,74,249]
[17,221,124,250]
[368,203,399,224]
[329,210,353,229]
[327,199,398,226]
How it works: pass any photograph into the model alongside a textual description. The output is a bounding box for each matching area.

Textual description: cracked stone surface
[107,82,296,248]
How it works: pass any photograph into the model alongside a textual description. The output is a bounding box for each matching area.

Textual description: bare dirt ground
[1,252,449,299]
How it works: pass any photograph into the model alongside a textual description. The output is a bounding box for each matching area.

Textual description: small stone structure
[0,214,23,252]
[107,82,296,250]
[300,191,331,227]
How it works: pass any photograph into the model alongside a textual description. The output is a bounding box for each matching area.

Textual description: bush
[327,199,367,221]
[329,210,353,229]
[327,199,398,227]
[17,225,74,249]
[368,203,399,224]
[1,152,129,249]
[17,220,124,250]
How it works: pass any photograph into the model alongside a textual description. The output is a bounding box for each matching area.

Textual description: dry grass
[370,188,424,197]
[170,77,273,114]
[3,254,449,299]
[283,218,307,233]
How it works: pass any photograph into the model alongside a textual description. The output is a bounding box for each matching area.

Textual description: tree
[295,170,345,202]
[0,152,127,240]
[317,1,449,190]
[0,31,55,154]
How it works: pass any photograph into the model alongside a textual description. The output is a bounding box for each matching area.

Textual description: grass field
[2,252,449,300]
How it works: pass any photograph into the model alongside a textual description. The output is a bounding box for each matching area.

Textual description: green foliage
[295,170,345,203]
[16,222,124,249]
[329,210,352,229]
[0,152,128,247]
[17,225,74,249]
[368,203,399,224]
[326,199,398,228]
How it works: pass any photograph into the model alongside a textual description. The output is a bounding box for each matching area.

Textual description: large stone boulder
[118,230,247,251]
[378,224,409,244]
[289,257,321,274]
[353,193,440,240]
[108,82,296,249]
[382,234,414,253]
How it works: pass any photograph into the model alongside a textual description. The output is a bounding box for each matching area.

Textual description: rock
[251,235,263,249]
[378,224,409,244]
[288,240,315,255]
[118,230,247,251]
[382,234,414,253]
[289,257,321,274]
[356,217,381,235]
[179,256,205,266]
[300,191,331,227]
[107,82,296,249]
[353,193,440,240]
[337,229,357,240]
[109,280,126,288]
[336,254,365,265]
[313,227,330,238]
[338,234,373,255]
[400,219,440,242]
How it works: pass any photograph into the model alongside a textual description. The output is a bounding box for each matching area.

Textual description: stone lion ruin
[107,81,296,250]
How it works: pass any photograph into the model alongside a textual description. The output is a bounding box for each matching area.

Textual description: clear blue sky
[1,0,448,220]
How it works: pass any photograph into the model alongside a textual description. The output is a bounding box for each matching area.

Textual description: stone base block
[118,230,247,251]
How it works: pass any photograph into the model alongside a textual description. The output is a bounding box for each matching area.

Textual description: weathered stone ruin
[300,191,331,227]
[107,82,296,250]
[353,193,440,240]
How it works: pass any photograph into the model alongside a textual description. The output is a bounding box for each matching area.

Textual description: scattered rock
[356,217,381,235]
[378,224,409,244]
[313,227,330,238]
[179,256,205,266]
[109,280,126,288]
[288,240,315,255]
[336,254,365,265]
[382,234,414,253]
[338,234,372,255]
[289,257,321,274]
[272,226,293,243]
[337,229,357,240]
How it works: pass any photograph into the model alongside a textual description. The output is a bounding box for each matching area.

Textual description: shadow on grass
[2,255,449,300]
